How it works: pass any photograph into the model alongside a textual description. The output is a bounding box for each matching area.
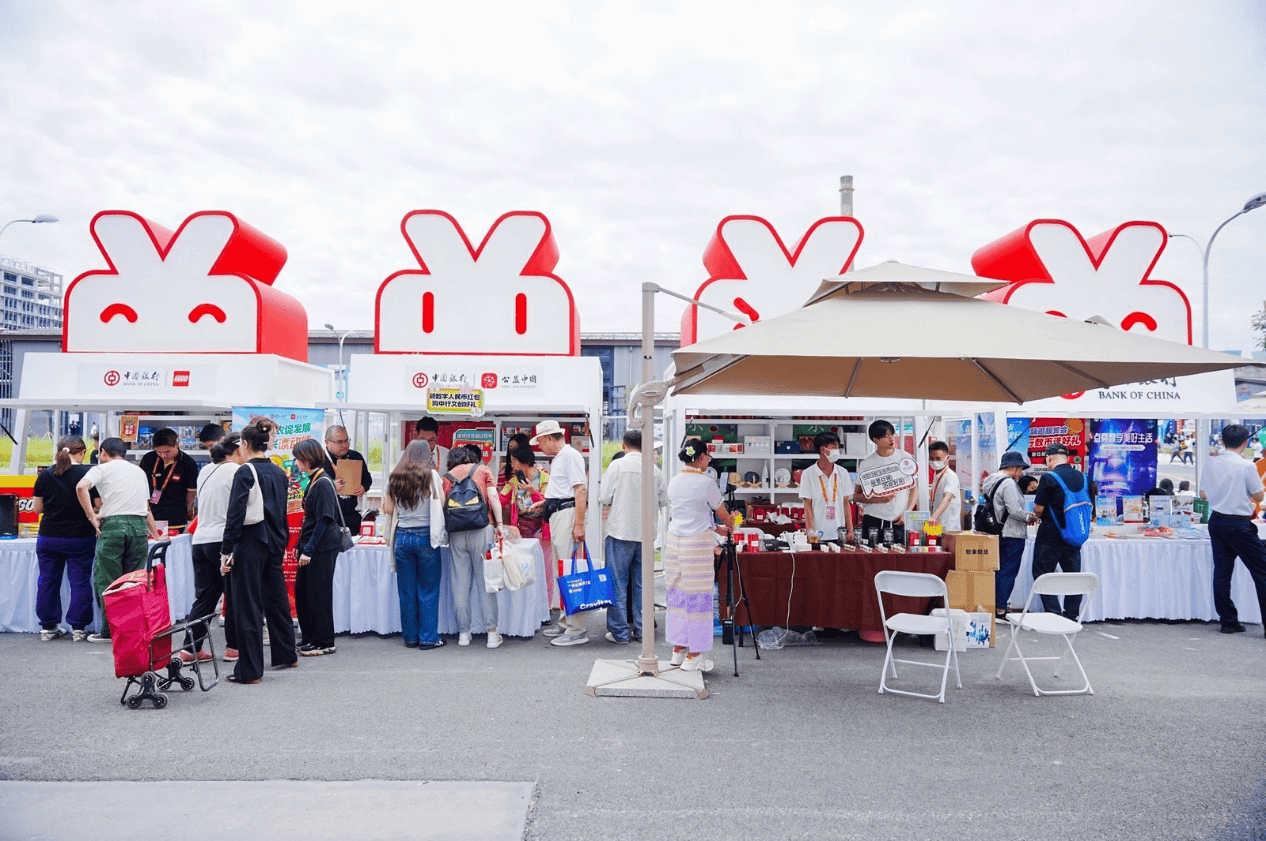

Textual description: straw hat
[529,420,565,445]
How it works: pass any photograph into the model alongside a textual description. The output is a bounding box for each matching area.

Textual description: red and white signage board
[680,215,863,346]
[62,211,309,361]
[376,210,579,356]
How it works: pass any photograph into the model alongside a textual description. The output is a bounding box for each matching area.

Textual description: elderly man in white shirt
[599,429,667,644]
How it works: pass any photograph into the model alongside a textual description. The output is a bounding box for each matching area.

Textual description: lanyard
[152,457,179,494]
[817,468,837,504]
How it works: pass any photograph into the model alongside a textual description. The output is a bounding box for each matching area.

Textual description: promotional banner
[1087,419,1158,498]
[1027,417,1087,472]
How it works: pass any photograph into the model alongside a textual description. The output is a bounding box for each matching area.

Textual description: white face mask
[822,448,840,461]
[930,460,947,471]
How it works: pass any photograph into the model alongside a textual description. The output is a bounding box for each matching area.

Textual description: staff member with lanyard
[800,431,853,543]
[139,428,199,531]
[529,420,590,646]
[1198,424,1266,636]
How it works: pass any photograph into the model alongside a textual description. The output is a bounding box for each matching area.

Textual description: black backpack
[973,478,1009,535]
[443,466,490,532]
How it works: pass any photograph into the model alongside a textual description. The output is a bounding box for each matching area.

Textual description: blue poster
[1088,419,1158,498]
[1004,417,1031,458]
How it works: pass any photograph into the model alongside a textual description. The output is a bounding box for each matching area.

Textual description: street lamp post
[1169,192,1266,349]
[323,323,354,401]
[0,214,59,241]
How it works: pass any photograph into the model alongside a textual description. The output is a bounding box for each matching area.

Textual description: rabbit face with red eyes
[63,211,308,361]
[376,210,579,356]
[973,219,1193,346]
[681,215,864,346]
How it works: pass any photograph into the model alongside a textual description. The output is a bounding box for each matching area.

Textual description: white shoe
[40,628,67,641]
[669,649,686,666]
[458,632,472,646]
[550,632,589,647]
[71,630,88,643]
[681,654,714,672]
[487,631,503,649]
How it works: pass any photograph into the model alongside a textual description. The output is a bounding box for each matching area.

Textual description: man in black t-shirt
[323,425,372,534]
[1031,443,1088,620]
[138,428,199,530]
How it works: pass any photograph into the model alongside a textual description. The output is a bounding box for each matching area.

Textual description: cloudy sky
[1,1,1263,351]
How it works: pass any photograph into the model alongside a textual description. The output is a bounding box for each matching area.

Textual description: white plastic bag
[483,548,505,593]
[498,538,537,591]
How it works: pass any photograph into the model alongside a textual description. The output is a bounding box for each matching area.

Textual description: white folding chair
[995,572,1099,697]
[873,571,961,703]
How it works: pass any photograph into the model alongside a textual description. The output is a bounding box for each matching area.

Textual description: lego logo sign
[104,370,121,386]
[481,372,498,389]
[412,372,429,389]
[172,371,191,387]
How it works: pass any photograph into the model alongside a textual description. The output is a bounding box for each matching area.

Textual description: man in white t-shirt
[75,437,158,642]
[799,431,853,543]
[530,420,592,646]
[854,419,917,545]
[1198,424,1266,636]
[928,441,962,530]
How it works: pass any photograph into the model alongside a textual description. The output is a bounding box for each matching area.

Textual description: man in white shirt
[1198,424,1266,636]
[530,420,592,646]
[854,419,917,545]
[599,429,667,644]
[800,431,853,543]
[928,441,961,531]
[76,437,158,642]
[414,417,450,476]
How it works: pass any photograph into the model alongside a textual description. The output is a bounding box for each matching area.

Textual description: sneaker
[681,654,714,672]
[604,632,629,645]
[178,650,213,665]
[669,649,686,666]
[418,639,446,650]
[40,628,68,641]
[71,630,88,643]
[487,631,503,649]
[458,632,472,646]
[550,632,589,647]
[541,623,566,637]
[86,633,111,644]
[222,648,239,662]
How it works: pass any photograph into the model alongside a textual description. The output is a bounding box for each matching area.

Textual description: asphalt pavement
[2,605,1265,840]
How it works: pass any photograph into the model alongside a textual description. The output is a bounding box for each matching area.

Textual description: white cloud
[0,0,1262,351]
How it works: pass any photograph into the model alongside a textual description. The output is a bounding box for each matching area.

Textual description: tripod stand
[716,523,761,677]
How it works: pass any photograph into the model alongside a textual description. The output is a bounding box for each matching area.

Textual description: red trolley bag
[104,542,174,679]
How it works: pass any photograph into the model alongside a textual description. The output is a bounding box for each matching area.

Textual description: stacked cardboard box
[943,532,998,647]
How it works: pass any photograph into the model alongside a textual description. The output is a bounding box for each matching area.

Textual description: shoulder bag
[321,475,357,553]
[243,463,265,525]
[428,470,448,548]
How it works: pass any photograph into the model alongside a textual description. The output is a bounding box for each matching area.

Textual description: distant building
[0,258,63,331]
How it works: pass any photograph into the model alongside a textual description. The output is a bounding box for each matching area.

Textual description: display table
[1014,536,1263,623]
[332,538,550,637]
[0,534,195,634]
[719,549,955,635]
[1,534,549,638]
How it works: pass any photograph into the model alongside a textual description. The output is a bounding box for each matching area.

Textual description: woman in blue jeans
[384,440,446,650]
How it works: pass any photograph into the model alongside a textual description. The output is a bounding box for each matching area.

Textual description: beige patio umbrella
[671,262,1245,402]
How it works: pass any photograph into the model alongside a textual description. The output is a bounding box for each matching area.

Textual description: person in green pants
[76,437,158,642]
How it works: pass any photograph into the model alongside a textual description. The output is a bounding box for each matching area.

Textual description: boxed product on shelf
[743,435,772,453]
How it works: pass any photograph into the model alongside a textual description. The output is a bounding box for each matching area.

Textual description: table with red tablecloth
[718,549,955,635]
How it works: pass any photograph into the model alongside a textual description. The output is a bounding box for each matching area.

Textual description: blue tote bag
[558,541,613,615]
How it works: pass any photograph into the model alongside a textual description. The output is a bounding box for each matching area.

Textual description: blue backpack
[1046,470,1092,547]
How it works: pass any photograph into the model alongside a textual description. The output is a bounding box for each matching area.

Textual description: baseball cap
[1045,443,1070,457]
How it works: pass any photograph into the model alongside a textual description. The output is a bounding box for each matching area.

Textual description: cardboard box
[943,531,999,572]
[931,608,969,652]
[946,569,996,611]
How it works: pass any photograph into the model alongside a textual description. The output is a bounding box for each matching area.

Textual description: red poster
[1027,417,1088,471]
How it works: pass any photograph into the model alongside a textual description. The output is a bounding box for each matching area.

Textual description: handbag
[557,541,613,615]
[242,463,265,525]
[322,475,357,553]
[428,470,448,547]
[498,537,536,592]
[484,541,505,593]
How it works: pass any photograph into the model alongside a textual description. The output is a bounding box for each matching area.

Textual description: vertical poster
[233,406,326,617]
[1027,418,1087,474]
[1005,417,1032,458]
[1087,419,1158,498]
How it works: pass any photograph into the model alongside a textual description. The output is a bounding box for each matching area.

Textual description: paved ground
[2,607,1265,840]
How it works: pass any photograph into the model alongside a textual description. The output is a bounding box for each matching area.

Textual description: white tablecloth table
[0,534,195,634]
[1011,536,1262,624]
[1,534,549,638]
[332,538,550,637]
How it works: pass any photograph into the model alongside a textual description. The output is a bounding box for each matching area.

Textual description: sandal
[300,646,336,657]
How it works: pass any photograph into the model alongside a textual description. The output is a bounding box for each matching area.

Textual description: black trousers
[229,541,297,681]
[296,549,337,649]
[1031,540,1083,619]
[188,541,236,653]
[1208,512,1266,625]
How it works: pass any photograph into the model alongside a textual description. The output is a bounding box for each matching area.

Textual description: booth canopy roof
[671,287,1245,404]
[806,260,1010,303]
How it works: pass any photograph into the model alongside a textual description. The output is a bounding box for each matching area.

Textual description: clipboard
[334,457,364,496]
